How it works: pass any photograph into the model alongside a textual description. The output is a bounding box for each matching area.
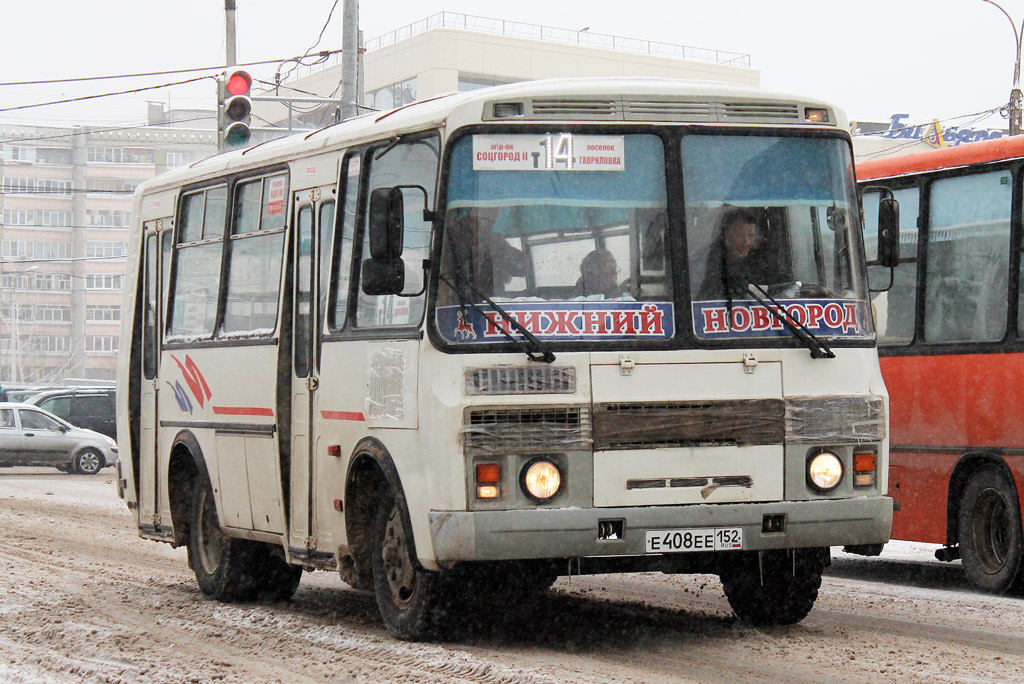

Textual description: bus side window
[924,171,1011,344]
[866,186,920,345]
[221,173,289,335]
[143,233,158,378]
[168,186,227,338]
[330,154,360,331]
[318,199,336,337]
[355,134,439,328]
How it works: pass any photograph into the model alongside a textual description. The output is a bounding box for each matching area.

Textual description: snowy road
[2,468,1022,684]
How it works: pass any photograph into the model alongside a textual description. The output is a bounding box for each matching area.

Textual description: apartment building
[0,115,216,383]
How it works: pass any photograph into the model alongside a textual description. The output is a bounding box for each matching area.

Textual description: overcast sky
[0,0,1018,133]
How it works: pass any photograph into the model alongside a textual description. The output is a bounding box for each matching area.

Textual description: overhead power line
[0,116,216,145]
[0,49,344,115]
[0,52,342,88]
[0,76,212,114]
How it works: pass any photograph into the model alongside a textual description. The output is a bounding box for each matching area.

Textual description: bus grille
[623,100,715,121]
[462,406,592,456]
[465,366,576,395]
[531,98,618,119]
[722,101,801,120]
[593,400,784,450]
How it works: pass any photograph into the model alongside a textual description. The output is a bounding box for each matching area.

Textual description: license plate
[645,527,743,553]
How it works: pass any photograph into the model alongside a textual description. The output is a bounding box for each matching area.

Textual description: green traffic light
[224,122,251,148]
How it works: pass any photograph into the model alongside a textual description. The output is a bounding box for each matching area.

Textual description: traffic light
[219,69,252,150]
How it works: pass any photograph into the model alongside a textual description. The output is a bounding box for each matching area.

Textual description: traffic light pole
[225,0,237,67]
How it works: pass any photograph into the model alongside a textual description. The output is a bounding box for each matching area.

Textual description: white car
[0,402,118,475]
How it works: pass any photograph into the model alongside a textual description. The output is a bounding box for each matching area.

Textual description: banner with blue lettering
[693,299,867,338]
[437,301,674,343]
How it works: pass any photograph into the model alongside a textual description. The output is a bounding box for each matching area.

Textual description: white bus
[117,78,894,640]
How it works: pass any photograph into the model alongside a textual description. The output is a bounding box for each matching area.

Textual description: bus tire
[252,545,303,601]
[371,495,447,640]
[719,548,825,626]
[958,466,1024,595]
[187,477,260,602]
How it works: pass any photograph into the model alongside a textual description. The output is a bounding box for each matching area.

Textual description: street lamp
[982,0,1024,134]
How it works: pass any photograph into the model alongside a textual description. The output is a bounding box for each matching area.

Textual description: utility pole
[341,0,359,120]
[225,0,238,67]
[982,0,1023,134]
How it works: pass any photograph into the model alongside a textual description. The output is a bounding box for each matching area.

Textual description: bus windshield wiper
[438,272,556,363]
[732,278,835,359]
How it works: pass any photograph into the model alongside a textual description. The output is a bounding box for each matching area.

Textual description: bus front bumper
[428,496,893,562]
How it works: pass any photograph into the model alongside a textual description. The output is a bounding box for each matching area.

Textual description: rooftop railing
[284,11,751,82]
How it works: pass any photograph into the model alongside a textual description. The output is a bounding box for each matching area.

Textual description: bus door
[287,187,332,552]
[139,221,173,528]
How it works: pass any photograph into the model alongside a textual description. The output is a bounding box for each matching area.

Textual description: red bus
[858,136,1024,594]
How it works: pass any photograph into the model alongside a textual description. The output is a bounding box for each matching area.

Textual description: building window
[31,273,73,291]
[0,177,69,194]
[35,306,72,322]
[3,209,34,225]
[86,336,119,353]
[86,178,141,194]
[38,210,73,227]
[36,148,73,165]
[366,77,417,111]
[86,210,131,228]
[1,306,33,321]
[86,146,155,164]
[458,75,519,92]
[166,152,190,168]
[85,274,123,290]
[4,146,32,162]
[33,336,72,353]
[86,241,126,258]
[2,241,73,259]
[86,305,121,321]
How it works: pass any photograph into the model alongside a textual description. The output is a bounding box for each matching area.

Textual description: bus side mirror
[368,187,405,259]
[363,187,406,296]
[361,257,405,295]
[877,197,900,268]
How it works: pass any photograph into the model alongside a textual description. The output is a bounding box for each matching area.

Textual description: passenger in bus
[446,207,528,298]
[577,248,621,298]
[699,207,762,299]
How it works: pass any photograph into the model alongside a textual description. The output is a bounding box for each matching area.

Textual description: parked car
[0,385,49,403]
[0,402,118,475]
[26,387,116,440]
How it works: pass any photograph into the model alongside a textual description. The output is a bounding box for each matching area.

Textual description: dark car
[26,387,116,439]
[0,402,118,474]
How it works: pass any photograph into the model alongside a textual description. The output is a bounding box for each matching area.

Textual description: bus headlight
[807,451,843,493]
[520,458,562,502]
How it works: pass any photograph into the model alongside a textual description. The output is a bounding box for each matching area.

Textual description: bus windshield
[684,133,873,342]
[433,130,872,348]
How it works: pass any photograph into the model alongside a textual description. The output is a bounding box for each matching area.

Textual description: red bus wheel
[958,466,1024,595]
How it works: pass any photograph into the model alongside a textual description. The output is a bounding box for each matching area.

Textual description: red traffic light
[225,70,251,96]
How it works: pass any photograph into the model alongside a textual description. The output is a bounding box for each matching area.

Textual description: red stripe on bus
[321,410,366,421]
[212,406,275,417]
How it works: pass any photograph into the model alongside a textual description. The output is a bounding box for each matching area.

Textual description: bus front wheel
[958,466,1024,595]
[719,548,825,626]
[371,495,447,640]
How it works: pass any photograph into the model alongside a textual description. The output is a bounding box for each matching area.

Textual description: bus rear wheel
[371,495,448,640]
[958,466,1024,595]
[187,477,261,602]
[719,548,825,626]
